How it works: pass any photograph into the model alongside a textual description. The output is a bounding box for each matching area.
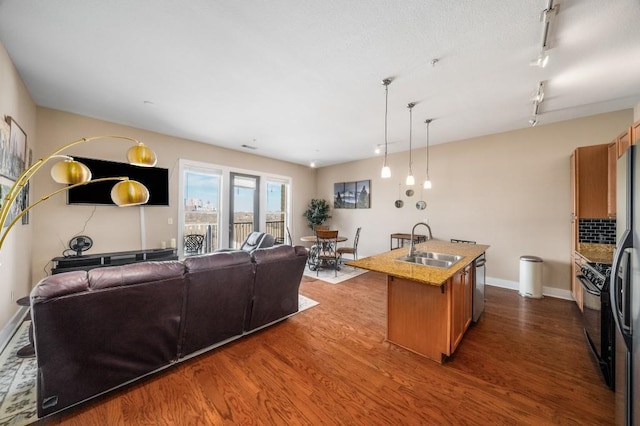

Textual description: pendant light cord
[384,82,389,164]
[425,119,432,178]
[408,104,413,174]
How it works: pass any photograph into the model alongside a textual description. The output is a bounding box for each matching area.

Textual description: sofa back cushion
[245,245,308,331]
[31,270,89,301]
[32,260,185,417]
[181,251,254,357]
[87,260,184,289]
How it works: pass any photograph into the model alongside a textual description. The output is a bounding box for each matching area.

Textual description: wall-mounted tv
[67,157,170,206]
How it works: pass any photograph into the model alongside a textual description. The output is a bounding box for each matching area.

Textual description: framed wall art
[1,116,27,181]
[0,180,21,227]
[21,148,33,225]
[334,179,370,209]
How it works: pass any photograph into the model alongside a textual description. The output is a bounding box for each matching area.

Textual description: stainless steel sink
[395,251,464,269]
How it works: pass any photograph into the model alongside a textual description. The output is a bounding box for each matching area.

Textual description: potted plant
[303,199,331,230]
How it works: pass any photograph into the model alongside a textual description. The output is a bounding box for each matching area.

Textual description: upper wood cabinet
[617,128,632,158]
[608,142,617,218]
[632,119,640,145]
[573,144,609,219]
[570,152,577,253]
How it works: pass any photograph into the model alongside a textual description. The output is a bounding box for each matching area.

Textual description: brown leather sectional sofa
[30,244,308,418]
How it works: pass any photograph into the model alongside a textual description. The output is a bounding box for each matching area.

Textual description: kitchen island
[347,239,489,363]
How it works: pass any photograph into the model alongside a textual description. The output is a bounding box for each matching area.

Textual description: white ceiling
[1,0,639,167]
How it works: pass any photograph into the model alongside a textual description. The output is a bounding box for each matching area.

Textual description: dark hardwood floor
[43,272,614,425]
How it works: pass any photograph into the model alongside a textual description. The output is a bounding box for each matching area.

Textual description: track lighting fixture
[532,81,545,103]
[530,51,549,68]
[529,81,545,126]
[530,0,558,68]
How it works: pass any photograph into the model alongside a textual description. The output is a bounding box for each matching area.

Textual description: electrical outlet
[168,217,173,225]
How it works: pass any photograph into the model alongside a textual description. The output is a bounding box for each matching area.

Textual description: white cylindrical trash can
[519,255,543,298]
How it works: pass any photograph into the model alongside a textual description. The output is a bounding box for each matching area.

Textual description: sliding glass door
[179,160,292,255]
[266,179,289,244]
[181,163,222,256]
[229,173,260,249]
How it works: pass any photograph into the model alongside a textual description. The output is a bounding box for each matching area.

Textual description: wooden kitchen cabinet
[608,142,617,218]
[570,152,577,253]
[450,264,474,353]
[386,263,475,363]
[633,119,640,145]
[572,144,609,220]
[617,127,632,158]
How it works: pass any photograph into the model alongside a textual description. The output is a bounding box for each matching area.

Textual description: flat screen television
[67,156,170,206]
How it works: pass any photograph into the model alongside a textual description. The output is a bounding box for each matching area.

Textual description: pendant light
[406,102,416,186]
[423,119,433,189]
[381,79,392,178]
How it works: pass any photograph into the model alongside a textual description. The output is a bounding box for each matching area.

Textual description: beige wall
[30,108,317,283]
[0,42,37,328]
[317,110,634,296]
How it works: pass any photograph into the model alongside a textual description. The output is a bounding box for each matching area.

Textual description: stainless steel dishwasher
[473,254,486,322]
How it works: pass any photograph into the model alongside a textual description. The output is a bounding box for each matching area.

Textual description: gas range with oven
[577,261,613,388]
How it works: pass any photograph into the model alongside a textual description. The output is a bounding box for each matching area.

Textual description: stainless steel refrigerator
[611,144,639,425]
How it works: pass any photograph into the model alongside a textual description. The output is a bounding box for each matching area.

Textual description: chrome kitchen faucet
[409,222,432,257]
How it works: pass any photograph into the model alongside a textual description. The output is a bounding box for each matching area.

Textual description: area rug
[0,322,36,426]
[298,294,319,311]
[303,264,368,284]
[0,295,318,426]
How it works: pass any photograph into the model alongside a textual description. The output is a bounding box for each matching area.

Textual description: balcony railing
[183,220,286,254]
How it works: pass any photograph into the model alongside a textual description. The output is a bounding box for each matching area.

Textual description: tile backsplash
[579,218,616,245]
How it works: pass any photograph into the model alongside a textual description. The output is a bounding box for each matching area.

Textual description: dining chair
[314,224,329,232]
[451,238,476,244]
[184,234,205,254]
[315,229,339,277]
[337,227,361,267]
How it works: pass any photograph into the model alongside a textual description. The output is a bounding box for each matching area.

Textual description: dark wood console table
[390,233,427,250]
[51,248,178,274]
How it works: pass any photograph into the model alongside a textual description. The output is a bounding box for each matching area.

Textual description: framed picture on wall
[0,116,27,181]
[333,179,371,209]
[356,180,370,208]
[21,148,32,225]
[0,178,21,227]
[334,182,346,208]
[344,181,356,208]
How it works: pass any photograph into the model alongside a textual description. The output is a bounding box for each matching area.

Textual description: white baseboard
[486,276,573,301]
[0,306,29,354]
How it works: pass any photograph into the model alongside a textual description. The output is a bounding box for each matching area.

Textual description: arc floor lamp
[0,135,157,251]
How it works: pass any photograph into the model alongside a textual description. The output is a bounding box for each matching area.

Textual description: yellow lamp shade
[110,180,150,206]
[50,159,92,184]
[127,144,157,167]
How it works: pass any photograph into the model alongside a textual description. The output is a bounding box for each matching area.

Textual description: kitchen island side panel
[387,276,450,363]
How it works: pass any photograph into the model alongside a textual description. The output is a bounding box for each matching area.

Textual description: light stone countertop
[576,243,615,264]
[346,239,490,286]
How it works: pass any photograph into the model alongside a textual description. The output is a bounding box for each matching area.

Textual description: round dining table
[299,235,348,243]
[300,234,348,271]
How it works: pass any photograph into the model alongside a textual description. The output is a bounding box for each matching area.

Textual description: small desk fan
[68,235,93,256]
